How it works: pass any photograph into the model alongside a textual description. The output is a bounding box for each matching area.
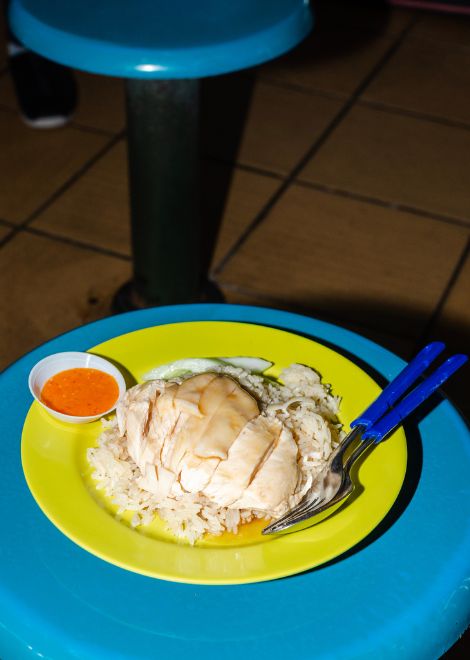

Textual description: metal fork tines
[263,343,467,536]
[262,426,367,534]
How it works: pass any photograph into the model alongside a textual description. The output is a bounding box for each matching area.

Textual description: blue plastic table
[1,304,469,659]
[10,1,312,309]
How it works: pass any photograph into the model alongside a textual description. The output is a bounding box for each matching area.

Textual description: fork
[262,343,467,535]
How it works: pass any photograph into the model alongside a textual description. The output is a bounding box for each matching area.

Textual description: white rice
[87,363,342,544]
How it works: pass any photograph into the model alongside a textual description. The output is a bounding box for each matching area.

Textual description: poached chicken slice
[231,425,300,512]
[193,375,259,459]
[164,374,242,473]
[176,374,259,492]
[202,416,280,507]
[118,380,161,468]
[121,373,300,513]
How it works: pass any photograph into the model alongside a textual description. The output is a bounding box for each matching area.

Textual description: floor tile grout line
[357,98,470,133]
[69,121,122,137]
[259,75,470,134]
[208,280,324,322]
[255,75,349,103]
[0,221,16,245]
[413,236,470,351]
[204,156,286,182]
[410,29,470,55]
[21,225,131,261]
[0,131,125,251]
[212,14,419,276]
[222,161,470,230]
[239,67,470,139]
[251,72,470,135]
[294,179,470,231]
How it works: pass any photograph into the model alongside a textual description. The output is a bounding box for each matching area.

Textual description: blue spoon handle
[351,341,445,429]
[363,354,468,442]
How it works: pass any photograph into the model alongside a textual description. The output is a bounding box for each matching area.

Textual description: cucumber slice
[219,357,273,372]
[143,358,223,381]
[143,356,273,381]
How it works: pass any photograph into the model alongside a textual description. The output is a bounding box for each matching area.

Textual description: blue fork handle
[362,354,468,442]
[351,341,445,429]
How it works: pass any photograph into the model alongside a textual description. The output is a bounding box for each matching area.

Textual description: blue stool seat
[10,0,313,308]
[10,0,313,78]
[1,305,470,658]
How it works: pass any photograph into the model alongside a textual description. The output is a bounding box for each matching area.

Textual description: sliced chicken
[203,416,280,506]
[120,372,300,515]
[232,426,300,511]
[119,380,161,468]
[137,462,178,499]
[162,373,234,471]
[116,379,158,436]
[174,375,259,491]
[146,383,179,464]
[194,376,259,459]
[174,372,217,417]
[179,455,220,493]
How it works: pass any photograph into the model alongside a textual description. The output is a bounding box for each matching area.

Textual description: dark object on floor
[8,40,77,128]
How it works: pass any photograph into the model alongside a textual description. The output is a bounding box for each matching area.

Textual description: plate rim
[21,319,408,585]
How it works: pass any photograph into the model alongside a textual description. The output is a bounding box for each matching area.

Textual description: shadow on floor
[263,0,399,79]
[215,289,470,419]
[200,71,256,276]
[198,0,401,277]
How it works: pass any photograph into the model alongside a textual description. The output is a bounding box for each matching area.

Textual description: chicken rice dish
[88,360,342,543]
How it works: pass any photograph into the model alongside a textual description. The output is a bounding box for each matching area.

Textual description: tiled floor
[0,2,469,653]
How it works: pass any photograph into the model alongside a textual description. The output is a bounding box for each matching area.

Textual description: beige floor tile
[431,247,470,348]
[259,30,395,99]
[30,140,280,265]
[218,184,468,337]
[363,37,470,125]
[0,232,131,370]
[0,110,108,224]
[0,70,125,134]
[204,166,281,267]
[31,141,131,255]
[0,224,12,241]
[300,105,470,223]
[258,1,414,98]
[207,80,342,175]
[410,11,470,47]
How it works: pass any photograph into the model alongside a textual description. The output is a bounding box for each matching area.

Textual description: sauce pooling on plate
[41,368,119,416]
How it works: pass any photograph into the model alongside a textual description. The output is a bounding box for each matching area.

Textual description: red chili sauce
[41,368,119,416]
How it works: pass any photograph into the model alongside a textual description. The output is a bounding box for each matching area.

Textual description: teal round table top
[1,304,469,659]
[10,0,313,78]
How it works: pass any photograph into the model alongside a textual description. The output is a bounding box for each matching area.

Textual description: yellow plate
[21,321,407,585]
